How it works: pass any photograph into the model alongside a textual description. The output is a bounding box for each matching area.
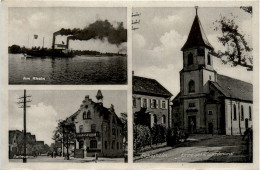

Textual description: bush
[134,124,151,151]
[166,127,189,146]
[151,124,166,145]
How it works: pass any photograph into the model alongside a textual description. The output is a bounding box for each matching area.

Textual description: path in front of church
[135,134,250,163]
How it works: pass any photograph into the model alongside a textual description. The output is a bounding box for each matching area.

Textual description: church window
[233,104,237,120]
[249,106,252,121]
[207,54,211,65]
[188,80,195,93]
[198,48,205,56]
[188,53,193,65]
[154,114,157,124]
[87,111,91,119]
[208,110,213,115]
[83,111,87,119]
[90,140,97,148]
[241,105,244,121]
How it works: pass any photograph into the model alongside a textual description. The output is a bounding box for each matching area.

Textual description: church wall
[202,69,216,93]
[183,70,200,95]
[205,103,222,134]
[225,99,253,135]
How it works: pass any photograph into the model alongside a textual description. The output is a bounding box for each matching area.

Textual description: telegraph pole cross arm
[17,89,32,163]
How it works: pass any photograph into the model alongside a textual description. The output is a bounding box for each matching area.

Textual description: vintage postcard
[1,1,259,170]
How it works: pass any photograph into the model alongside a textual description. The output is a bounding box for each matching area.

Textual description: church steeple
[181,7,213,51]
[96,90,103,103]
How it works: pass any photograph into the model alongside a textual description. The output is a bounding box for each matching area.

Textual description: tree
[52,119,76,160]
[119,112,128,160]
[8,45,21,54]
[212,6,253,71]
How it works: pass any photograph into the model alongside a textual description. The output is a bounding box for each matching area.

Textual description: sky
[8,7,127,53]
[133,7,253,96]
[9,90,127,145]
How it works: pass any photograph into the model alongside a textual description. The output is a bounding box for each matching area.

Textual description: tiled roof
[181,15,213,51]
[133,76,172,97]
[211,74,253,102]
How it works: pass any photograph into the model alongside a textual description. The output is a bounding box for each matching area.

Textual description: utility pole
[17,89,31,163]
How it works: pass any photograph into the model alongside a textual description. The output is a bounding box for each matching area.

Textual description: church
[171,9,253,135]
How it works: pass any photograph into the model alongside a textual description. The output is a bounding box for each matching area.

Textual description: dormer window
[188,53,193,65]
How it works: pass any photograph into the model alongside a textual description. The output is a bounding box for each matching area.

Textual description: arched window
[90,140,97,148]
[87,111,91,119]
[207,54,211,65]
[241,105,244,121]
[83,112,87,119]
[188,53,193,65]
[154,114,157,124]
[162,115,166,124]
[249,106,252,121]
[188,80,195,93]
[233,104,237,120]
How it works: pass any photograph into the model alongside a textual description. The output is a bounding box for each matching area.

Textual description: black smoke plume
[55,20,127,45]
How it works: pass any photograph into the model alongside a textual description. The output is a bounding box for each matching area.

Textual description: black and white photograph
[8,7,127,85]
[133,7,254,163]
[9,90,128,163]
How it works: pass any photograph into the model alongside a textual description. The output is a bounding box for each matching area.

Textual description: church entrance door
[188,116,196,134]
[208,123,213,134]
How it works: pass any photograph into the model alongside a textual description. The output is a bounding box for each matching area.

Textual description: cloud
[9,102,59,145]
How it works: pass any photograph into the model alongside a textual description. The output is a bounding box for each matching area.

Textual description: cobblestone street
[135,134,250,163]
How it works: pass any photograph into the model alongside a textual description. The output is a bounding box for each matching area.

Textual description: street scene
[9,90,127,163]
[133,7,253,163]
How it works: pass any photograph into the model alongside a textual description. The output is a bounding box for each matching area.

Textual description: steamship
[25,33,74,58]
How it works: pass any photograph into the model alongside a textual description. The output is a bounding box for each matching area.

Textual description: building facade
[172,10,253,135]
[67,90,124,158]
[133,75,172,128]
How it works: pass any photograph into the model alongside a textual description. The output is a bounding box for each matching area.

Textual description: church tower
[179,7,217,133]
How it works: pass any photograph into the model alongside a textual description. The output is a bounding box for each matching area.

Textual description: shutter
[141,98,143,108]
[156,99,159,108]
[150,99,153,108]
[160,100,162,109]
[146,99,149,108]
[165,100,168,109]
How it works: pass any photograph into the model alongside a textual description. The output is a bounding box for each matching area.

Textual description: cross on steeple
[195,6,198,16]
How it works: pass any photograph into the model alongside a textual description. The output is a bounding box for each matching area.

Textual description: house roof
[133,76,172,97]
[181,15,213,51]
[210,74,253,102]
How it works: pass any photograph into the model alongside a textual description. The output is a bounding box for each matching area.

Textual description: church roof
[133,76,172,97]
[211,74,253,102]
[181,15,213,51]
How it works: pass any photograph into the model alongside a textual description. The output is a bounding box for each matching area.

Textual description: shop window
[90,140,97,148]
[189,80,195,93]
